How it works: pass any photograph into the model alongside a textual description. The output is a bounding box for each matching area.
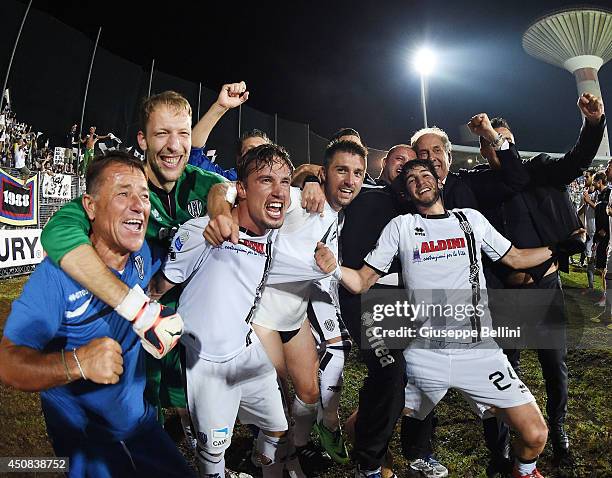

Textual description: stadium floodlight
[413,47,437,76]
[413,47,437,128]
[523,7,612,156]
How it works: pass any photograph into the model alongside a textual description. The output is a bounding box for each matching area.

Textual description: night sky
[14,0,612,154]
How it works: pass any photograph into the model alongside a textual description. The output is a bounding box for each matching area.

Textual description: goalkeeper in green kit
[41,84,248,443]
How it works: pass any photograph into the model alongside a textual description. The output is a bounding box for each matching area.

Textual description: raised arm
[460,113,529,205]
[192,81,248,148]
[524,94,606,184]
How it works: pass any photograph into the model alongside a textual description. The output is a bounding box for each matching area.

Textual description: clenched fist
[217,81,249,110]
[577,93,604,125]
[315,242,337,274]
[467,113,497,144]
[77,337,123,385]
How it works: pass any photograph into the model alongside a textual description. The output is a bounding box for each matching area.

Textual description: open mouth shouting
[265,200,284,220]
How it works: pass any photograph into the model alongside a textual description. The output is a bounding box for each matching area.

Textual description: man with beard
[206,139,366,475]
[316,158,576,478]
[149,144,300,478]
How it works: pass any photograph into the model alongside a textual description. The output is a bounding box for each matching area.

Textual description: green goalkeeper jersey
[41,164,224,263]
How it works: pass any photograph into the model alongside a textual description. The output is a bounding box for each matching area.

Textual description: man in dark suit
[463,94,603,475]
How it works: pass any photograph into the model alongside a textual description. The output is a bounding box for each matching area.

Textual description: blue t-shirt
[4,243,162,442]
[188,146,237,180]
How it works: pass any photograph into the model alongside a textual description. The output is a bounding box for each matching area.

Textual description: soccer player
[39,90,233,443]
[149,144,302,478]
[0,152,191,477]
[205,139,366,472]
[315,159,576,478]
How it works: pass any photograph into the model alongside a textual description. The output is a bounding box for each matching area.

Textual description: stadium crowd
[0,81,607,478]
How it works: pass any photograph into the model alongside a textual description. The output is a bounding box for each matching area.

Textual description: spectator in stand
[582,172,605,291]
[592,160,612,315]
[14,138,26,170]
[65,124,78,167]
[80,126,111,173]
[576,170,595,266]
[63,160,74,175]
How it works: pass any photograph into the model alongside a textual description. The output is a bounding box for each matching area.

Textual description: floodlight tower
[523,7,612,157]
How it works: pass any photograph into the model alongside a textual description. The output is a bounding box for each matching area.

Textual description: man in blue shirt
[0,152,192,478]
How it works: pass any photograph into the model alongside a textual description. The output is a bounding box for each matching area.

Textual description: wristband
[115,284,149,322]
[225,183,238,205]
[73,348,87,380]
[332,265,343,281]
[60,349,72,382]
[301,175,321,190]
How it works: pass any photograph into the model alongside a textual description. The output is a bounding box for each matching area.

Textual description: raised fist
[77,337,123,385]
[468,113,496,143]
[217,81,249,110]
[577,93,604,125]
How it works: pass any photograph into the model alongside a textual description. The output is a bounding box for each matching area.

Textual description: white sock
[196,447,225,476]
[291,396,317,447]
[258,433,286,478]
[317,348,345,431]
[515,457,537,475]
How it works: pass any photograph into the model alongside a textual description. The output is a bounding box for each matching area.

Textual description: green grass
[0,266,610,477]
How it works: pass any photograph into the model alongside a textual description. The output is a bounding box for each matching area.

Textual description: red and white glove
[115,285,183,359]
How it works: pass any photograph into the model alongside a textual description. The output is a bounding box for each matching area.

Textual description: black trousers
[503,272,568,425]
[340,287,407,470]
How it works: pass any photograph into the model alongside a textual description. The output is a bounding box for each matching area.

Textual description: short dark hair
[400,158,440,183]
[86,151,146,195]
[490,117,511,131]
[594,171,607,184]
[330,127,361,142]
[323,139,367,169]
[236,129,272,155]
[237,143,294,183]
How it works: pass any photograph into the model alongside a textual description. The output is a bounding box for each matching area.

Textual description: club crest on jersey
[197,431,208,446]
[187,199,203,218]
[239,238,265,255]
[414,227,425,237]
[420,237,465,254]
[324,319,335,332]
[211,427,230,447]
[134,255,145,280]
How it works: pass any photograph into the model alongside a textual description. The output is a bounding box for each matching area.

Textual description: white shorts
[403,347,534,420]
[308,284,349,344]
[252,282,309,331]
[185,341,288,453]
